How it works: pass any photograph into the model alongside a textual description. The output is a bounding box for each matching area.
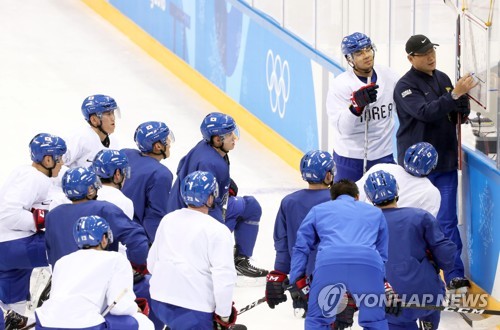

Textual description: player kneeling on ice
[148,171,245,330]
[365,170,456,330]
[35,215,153,330]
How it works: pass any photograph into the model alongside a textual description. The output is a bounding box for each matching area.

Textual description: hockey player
[92,149,133,219]
[356,142,441,217]
[266,150,333,313]
[93,149,163,330]
[326,32,399,182]
[148,171,239,329]
[44,167,149,268]
[63,94,120,169]
[364,170,456,330]
[121,121,175,243]
[394,34,476,291]
[35,215,154,330]
[289,179,401,329]
[167,112,267,278]
[0,133,66,317]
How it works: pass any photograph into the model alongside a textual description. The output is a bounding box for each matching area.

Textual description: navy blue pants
[35,314,138,330]
[225,195,261,257]
[333,152,396,183]
[151,299,213,330]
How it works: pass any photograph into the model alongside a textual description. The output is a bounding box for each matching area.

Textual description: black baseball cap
[405,34,439,55]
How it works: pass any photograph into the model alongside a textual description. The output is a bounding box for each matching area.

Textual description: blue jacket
[382,207,456,300]
[273,189,331,275]
[167,141,230,222]
[121,148,173,242]
[394,67,462,172]
[290,195,388,283]
[45,200,150,267]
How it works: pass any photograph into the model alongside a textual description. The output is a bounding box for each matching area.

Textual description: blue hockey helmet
[404,142,438,177]
[81,94,119,121]
[181,171,219,207]
[29,133,67,163]
[341,32,374,56]
[300,150,334,183]
[92,149,130,179]
[134,121,175,153]
[200,112,240,142]
[364,170,398,205]
[62,167,102,200]
[73,215,114,249]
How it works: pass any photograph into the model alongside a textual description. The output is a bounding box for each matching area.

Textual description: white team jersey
[356,163,441,217]
[97,185,134,220]
[326,65,399,160]
[36,249,153,329]
[148,208,236,316]
[63,126,120,169]
[0,165,52,242]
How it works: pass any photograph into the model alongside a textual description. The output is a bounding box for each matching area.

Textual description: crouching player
[35,216,153,329]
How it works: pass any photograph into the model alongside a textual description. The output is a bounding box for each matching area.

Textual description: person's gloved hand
[332,292,358,330]
[265,270,288,308]
[287,275,310,310]
[384,281,402,316]
[349,83,379,116]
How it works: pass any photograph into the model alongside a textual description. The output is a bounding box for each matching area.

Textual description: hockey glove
[384,281,402,316]
[265,270,289,308]
[135,297,150,317]
[287,275,310,310]
[332,292,358,330]
[351,83,379,109]
[213,303,237,330]
[133,270,145,284]
[229,178,238,197]
[32,208,48,232]
[131,262,149,276]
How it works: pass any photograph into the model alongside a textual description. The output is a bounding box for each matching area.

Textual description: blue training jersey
[121,148,173,242]
[273,189,331,275]
[167,140,230,222]
[45,200,150,267]
[290,195,388,283]
[382,207,456,298]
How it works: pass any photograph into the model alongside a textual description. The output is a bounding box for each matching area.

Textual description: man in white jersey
[63,94,120,169]
[92,149,133,219]
[35,215,153,330]
[148,171,240,329]
[356,142,441,217]
[0,133,66,325]
[326,32,399,182]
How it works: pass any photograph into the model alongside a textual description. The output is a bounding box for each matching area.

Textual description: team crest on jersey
[401,89,412,98]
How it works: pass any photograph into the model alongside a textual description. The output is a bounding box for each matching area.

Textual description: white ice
[0,0,492,328]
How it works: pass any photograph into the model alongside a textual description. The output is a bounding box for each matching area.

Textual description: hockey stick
[20,288,129,330]
[403,303,500,315]
[237,297,266,315]
[363,76,372,174]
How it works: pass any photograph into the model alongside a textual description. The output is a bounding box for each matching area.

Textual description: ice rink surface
[0,0,489,328]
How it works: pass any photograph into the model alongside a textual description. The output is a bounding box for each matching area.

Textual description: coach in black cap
[392,33,477,295]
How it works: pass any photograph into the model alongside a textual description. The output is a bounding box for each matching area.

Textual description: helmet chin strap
[90,116,110,148]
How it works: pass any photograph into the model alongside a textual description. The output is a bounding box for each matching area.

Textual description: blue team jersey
[290,195,388,282]
[273,189,331,275]
[121,148,173,242]
[167,141,230,222]
[45,200,149,267]
[394,67,460,172]
[382,207,456,297]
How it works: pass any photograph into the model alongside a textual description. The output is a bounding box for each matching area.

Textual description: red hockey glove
[384,281,402,316]
[332,292,358,330]
[131,263,149,276]
[286,275,310,310]
[350,83,379,116]
[135,297,150,317]
[228,178,238,197]
[32,208,48,232]
[265,270,288,308]
[213,302,237,330]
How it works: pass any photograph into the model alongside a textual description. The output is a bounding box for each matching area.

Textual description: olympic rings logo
[266,50,290,119]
